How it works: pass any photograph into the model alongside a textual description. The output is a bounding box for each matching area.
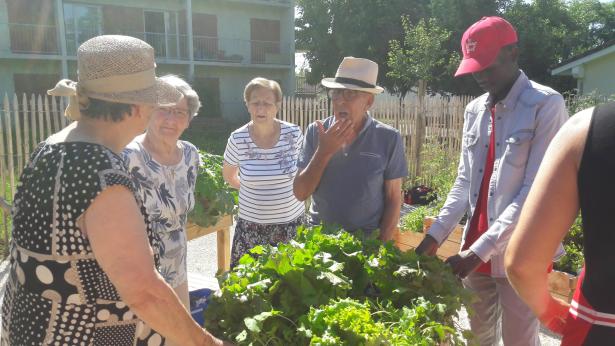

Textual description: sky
[295,52,308,72]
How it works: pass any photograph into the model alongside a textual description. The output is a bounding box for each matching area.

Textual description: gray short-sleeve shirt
[297,115,408,232]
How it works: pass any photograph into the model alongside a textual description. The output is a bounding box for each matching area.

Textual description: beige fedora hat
[48,35,181,120]
[321,57,384,94]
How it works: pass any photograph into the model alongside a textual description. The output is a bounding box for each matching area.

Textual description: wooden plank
[12,94,23,174]
[43,95,52,138]
[0,198,10,213]
[4,94,15,198]
[393,228,425,250]
[185,215,233,274]
[0,95,9,256]
[51,96,60,133]
[59,97,69,128]
[37,95,45,144]
[21,94,30,163]
[185,215,233,241]
[217,226,231,274]
[30,94,38,147]
[548,270,577,302]
[298,98,304,133]
[280,96,287,123]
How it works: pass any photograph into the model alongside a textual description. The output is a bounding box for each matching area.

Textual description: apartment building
[0,0,295,120]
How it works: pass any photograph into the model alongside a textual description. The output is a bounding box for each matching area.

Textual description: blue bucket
[189,288,213,326]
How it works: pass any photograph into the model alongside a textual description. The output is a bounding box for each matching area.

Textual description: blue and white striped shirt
[224,121,304,224]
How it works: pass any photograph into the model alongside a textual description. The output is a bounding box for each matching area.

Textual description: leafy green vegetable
[554,214,584,274]
[299,298,388,345]
[190,151,237,227]
[204,225,473,344]
[399,206,430,233]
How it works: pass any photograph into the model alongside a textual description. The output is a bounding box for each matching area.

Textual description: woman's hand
[538,297,570,335]
[222,162,240,189]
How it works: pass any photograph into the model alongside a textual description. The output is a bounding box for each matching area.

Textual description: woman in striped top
[223,77,304,267]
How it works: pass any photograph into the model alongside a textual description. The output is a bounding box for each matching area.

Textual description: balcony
[192,36,291,65]
[2,24,292,66]
[7,23,59,54]
[226,0,292,7]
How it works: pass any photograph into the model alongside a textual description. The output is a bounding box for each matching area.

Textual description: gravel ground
[0,225,561,344]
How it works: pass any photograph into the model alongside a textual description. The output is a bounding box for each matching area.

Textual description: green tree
[505,0,615,92]
[387,17,458,96]
[296,0,615,96]
[295,0,429,91]
[567,0,615,54]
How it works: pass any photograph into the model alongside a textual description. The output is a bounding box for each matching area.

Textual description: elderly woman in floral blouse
[123,75,201,311]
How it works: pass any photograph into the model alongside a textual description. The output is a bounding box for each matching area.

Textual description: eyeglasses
[157,107,190,120]
[327,89,362,101]
[248,100,277,109]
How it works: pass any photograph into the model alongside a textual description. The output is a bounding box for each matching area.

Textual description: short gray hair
[159,75,201,118]
[244,77,282,104]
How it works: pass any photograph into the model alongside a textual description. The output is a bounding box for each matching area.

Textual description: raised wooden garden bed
[394,216,578,302]
[186,214,233,274]
[548,270,578,303]
[394,217,462,261]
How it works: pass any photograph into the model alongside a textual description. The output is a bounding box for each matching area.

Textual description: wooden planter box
[186,215,233,274]
[394,216,579,302]
[548,270,578,303]
[394,217,462,261]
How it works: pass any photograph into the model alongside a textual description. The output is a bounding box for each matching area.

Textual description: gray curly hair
[159,75,201,118]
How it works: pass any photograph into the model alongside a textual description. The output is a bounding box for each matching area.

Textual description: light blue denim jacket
[427,71,568,277]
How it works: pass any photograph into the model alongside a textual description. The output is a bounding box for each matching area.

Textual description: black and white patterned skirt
[230,215,305,268]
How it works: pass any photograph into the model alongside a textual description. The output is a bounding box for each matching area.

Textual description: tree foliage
[295,0,430,91]
[387,17,458,96]
[296,0,615,96]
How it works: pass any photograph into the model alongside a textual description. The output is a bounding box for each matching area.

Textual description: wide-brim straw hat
[321,57,384,94]
[77,35,180,105]
[48,35,181,119]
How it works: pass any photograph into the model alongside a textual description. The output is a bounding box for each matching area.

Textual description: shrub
[401,143,459,233]
[554,214,584,275]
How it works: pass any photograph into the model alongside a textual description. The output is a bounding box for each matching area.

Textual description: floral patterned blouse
[123,136,200,236]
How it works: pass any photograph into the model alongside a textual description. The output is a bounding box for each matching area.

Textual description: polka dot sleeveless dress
[0,142,165,345]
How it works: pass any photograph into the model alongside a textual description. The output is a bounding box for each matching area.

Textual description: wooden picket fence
[0,92,471,256]
[0,93,68,254]
[279,94,472,182]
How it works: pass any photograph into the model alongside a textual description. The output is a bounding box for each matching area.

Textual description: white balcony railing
[7,23,60,54]
[3,23,292,66]
[193,36,291,65]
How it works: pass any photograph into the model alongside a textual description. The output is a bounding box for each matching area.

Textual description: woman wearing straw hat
[123,75,201,312]
[222,77,304,268]
[0,36,226,345]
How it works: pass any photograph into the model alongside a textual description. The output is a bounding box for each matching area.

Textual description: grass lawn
[181,117,243,155]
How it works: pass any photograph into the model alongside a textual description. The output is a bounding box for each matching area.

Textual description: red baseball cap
[454,16,518,77]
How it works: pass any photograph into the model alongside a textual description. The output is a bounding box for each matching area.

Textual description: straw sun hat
[48,35,181,120]
[321,57,384,94]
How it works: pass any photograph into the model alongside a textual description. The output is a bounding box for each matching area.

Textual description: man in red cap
[416,16,568,345]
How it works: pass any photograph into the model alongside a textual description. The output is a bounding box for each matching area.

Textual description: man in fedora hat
[415,16,568,345]
[294,57,408,240]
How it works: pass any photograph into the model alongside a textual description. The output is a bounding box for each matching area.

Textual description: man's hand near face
[294,118,355,201]
[315,118,354,157]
